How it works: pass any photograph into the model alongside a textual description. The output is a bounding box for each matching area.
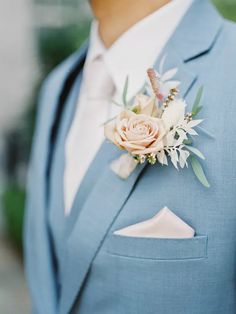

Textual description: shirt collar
[88,0,193,100]
[86,22,106,62]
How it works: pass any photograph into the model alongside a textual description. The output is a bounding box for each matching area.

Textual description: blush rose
[105,110,166,156]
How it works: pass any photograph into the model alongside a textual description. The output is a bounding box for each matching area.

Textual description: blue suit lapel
[48,71,83,292]
[59,151,147,314]
[64,141,120,236]
[59,1,223,313]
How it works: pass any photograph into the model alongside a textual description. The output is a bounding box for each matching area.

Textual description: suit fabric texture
[24,1,236,313]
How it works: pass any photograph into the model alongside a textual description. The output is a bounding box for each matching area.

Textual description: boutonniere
[104,58,210,187]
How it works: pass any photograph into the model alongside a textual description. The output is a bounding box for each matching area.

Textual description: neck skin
[90,0,171,48]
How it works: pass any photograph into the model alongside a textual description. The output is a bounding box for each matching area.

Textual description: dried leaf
[179,149,190,168]
[187,128,198,136]
[187,119,203,128]
[170,149,179,169]
[162,68,178,82]
[157,150,168,165]
[159,55,167,75]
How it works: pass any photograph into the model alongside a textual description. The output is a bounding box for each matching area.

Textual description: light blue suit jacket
[24,1,236,313]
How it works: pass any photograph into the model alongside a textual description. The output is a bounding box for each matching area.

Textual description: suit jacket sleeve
[23,77,57,314]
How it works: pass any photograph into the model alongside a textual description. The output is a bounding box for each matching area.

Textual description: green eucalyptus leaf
[122,76,129,107]
[183,139,193,145]
[186,146,205,160]
[192,86,203,113]
[190,156,210,188]
[192,105,203,117]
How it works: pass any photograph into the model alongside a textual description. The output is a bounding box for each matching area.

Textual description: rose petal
[132,139,164,155]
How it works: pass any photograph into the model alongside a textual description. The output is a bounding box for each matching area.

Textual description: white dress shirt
[64,0,193,215]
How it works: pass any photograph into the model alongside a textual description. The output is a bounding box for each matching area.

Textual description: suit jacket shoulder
[215,18,236,77]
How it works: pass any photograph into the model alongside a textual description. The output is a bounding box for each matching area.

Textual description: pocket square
[114,207,195,239]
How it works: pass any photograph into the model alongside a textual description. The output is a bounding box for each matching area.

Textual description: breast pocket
[106,234,208,260]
